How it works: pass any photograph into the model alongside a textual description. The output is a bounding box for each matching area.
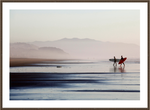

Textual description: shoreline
[10,58,66,67]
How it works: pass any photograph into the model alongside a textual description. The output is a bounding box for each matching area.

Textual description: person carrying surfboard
[113,56,117,66]
[118,56,127,67]
[120,55,125,67]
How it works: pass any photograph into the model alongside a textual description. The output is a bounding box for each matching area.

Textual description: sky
[10,10,140,45]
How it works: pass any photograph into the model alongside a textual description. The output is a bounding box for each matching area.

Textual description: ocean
[10,59,140,100]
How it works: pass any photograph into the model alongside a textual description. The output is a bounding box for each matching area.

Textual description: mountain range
[29,38,140,59]
[10,38,140,59]
[10,42,69,59]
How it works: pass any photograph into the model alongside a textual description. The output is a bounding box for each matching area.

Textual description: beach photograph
[10,9,140,100]
[2,2,148,108]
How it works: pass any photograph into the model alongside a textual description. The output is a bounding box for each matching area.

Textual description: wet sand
[10,59,140,100]
[10,73,99,88]
[10,72,140,100]
[10,58,64,67]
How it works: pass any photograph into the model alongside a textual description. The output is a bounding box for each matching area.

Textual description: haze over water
[10,59,140,73]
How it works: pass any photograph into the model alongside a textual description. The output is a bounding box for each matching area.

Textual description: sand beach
[10,59,140,100]
[10,58,64,67]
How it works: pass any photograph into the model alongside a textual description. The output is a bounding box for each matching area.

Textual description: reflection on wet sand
[10,71,140,100]
[10,60,140,100]
[111,65,126,73]
[118,66,125,73]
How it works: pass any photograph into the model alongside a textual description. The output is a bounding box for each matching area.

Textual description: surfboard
[118,57,127,64]
[109,59,120,62]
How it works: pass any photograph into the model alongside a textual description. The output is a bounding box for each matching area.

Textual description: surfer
[113,56,117,66]
[120,55,125,67]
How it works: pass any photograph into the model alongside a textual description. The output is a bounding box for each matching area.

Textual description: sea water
[10,60,140,73]
[10,59,140,100]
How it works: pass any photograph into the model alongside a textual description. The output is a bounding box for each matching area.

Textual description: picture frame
[1,0,149,109]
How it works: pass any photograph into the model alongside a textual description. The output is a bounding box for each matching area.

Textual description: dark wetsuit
[120,56,125,66]
[113,57,117,66]
[114,58,116,63]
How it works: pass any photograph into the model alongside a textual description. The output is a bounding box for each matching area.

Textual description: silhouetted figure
[113,56,117,67]
[120,55,125,67]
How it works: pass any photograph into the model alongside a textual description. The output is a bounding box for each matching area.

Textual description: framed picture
[1,1,149,109]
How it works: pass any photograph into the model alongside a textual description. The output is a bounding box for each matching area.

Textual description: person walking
[120,55,125,67]
[113,56,117,66]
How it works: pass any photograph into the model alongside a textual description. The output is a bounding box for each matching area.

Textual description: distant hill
[29,38,140,59]
[39,47,65,53]
[10,42,69,59]
[56,38,99,42]
[10,42,39,50]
